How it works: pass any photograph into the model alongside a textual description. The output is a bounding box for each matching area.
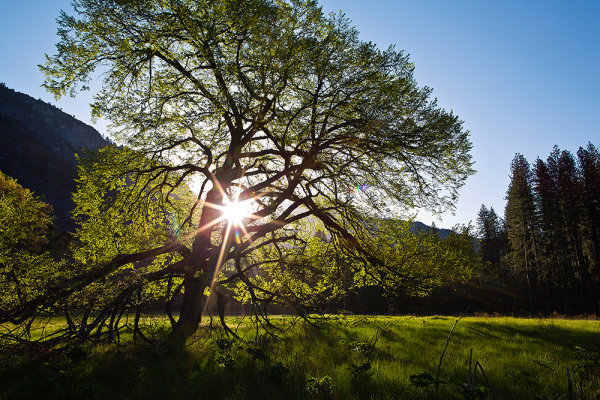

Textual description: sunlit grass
[1,315,599,399]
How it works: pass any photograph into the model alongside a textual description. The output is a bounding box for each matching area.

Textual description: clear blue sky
[1,1,599,229]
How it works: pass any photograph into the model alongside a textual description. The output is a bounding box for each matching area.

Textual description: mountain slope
[0,83,109,229]
[410,221,453,239]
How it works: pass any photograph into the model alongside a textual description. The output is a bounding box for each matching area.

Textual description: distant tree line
[477,142,600,314]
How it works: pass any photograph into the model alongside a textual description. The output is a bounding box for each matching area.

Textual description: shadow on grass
[0,323,431,400]
[465,320,600,350]
[0,344,313,400]
[1,317,597,400]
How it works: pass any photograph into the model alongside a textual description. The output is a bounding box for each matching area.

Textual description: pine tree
[553,149,593,310]
[476,205,506,279]
[532,157,565,310]
[505,154,541,312]
[577,143,600,310]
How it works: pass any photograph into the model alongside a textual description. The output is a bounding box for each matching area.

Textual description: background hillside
[0,83,109,229]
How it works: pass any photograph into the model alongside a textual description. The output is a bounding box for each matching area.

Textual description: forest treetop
[28,0,474,344]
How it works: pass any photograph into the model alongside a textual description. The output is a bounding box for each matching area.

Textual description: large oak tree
[4,0,473,346]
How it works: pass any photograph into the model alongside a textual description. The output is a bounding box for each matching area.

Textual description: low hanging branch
[0,241,191,325]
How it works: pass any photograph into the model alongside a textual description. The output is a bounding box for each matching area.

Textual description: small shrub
[456,381,490,400]
[409,371,437,388]
[305,375,334,398]
[215,351,235,369]
[572,346,600,398]
[341,339,371,356]
[214,336,239,369]
[215,337,236,351]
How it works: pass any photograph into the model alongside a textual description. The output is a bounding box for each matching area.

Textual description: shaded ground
[1,316,599,399]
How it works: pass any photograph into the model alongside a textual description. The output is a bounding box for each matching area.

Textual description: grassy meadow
[1,315,599,399]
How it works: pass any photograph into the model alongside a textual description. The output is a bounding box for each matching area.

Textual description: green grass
[1,315,599,399]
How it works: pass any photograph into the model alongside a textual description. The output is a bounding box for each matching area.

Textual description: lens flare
[222,198,252,226]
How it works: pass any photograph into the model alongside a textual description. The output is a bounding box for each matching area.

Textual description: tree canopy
[0,171,56,312]
[3,0,473,346]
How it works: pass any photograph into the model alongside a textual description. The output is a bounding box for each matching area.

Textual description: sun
[221,198,253,226]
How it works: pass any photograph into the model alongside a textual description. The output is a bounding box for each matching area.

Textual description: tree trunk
[168,180,237,350]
